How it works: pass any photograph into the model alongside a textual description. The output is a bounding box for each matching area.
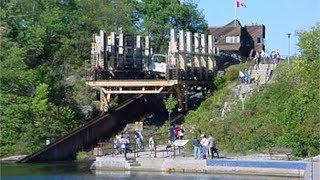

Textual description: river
[1,162,297,180]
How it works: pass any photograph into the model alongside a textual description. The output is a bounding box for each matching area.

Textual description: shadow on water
[1,162,299,180]
[1,162,92,176]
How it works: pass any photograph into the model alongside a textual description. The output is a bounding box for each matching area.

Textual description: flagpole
[234,0,237,26]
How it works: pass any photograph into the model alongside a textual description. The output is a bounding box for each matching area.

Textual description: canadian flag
[236,0,247,8]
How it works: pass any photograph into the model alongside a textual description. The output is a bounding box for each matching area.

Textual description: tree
[137,0,207,53]
[297,23,320,61]
[0,0,209,157]
[164,94,178,125]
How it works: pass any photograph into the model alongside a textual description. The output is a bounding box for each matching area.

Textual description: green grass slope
[184,24,320,157]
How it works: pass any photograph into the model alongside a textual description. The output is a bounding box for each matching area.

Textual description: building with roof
[209,20,265,58]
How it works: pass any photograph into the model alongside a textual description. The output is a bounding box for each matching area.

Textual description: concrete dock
[90,148,315,178]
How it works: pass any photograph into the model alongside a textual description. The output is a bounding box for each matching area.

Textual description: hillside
[184,24,320,157]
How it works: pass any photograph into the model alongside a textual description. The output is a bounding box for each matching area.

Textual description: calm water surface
[1,162,298,180]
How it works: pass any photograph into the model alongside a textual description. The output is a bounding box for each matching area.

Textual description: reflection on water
[1,162,298,180]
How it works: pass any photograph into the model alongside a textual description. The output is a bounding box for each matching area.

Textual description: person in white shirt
[260,50,266,64]
[148,137,156,157]
[200,134,209,159]
[239,70,245,84]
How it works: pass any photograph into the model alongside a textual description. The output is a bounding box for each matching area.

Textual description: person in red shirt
[174,126,180,140]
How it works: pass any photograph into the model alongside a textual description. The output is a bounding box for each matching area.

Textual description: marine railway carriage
[86,29,220,111]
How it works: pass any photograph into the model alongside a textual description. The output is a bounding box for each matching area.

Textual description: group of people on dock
[111,125,221,160]
[113,131,131,154]
[113,130,144,155]
[192,134,219,160]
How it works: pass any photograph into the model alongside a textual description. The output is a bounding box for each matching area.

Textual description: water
[1,162,298,180]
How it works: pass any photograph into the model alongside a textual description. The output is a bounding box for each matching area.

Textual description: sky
[197,0,320,56]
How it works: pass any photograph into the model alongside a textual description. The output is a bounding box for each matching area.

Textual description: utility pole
[287,33,291,64]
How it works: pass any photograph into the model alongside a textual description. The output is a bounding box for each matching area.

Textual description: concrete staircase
[236,63,276,103]
[220,63,277,118]
[126,157,141,167]
[251,63,275,85]
[240,64,275,92]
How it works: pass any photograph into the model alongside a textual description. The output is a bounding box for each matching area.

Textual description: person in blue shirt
[192,137,201,159]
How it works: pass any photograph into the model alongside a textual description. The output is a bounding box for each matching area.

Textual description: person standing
[168,125,175,144]
[275,50,281,65]
[244,69,250,84]
[254,52,261,70]
[148,137,156,158]
[178,125,185,140]
[260,50,265,64]
[200,134,209,159]
[270,50,275,63]
[207,134,214,158]
[135,130,143,151]
[208,134,219,159]
[174,125,180,140]
[254,73,261,86]
[192,137,201,159]
[239,70,245,84]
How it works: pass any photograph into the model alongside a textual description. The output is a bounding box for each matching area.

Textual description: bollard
[154,144,157,158]
[134,143,136,158]
[310,157,314,180]
[136,143,139,157]
[124,146,127,160]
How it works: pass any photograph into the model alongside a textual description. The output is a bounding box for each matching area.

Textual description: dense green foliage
[164,94,178,125]
[0,0,207,156]
[184,24,320,157]
[164,94,178,114]
[138,0,207,53]
[298,23,320,62]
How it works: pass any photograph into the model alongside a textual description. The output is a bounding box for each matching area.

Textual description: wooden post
[91,34,97,68]
[100,89,111,112]
[144,36,150,71]
[178,30,186,79]
[170,29,177,67]
[194,33,200,80]
[174,85,184,111]
[118,33,124,55]
[134,35,142,69]
[212,36,216,55]
[200,34,208,80]
[99,30,105,69]
[118,33,124,68]
[109,32,116,70]
[186,31,193,79]
[169,29,178,79]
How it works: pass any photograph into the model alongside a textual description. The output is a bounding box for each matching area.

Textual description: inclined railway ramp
[19,95,153,163]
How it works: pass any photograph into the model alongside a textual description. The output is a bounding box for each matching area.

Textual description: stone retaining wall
[91,156,307,178]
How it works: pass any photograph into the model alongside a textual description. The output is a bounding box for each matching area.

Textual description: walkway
[238,63,275,98]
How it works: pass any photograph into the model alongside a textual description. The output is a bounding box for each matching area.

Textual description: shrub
[212,75,226,91]
[76,151,88,161]
[225,67,239,82]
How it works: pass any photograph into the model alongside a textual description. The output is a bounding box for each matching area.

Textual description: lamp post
[287,33,291,64]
